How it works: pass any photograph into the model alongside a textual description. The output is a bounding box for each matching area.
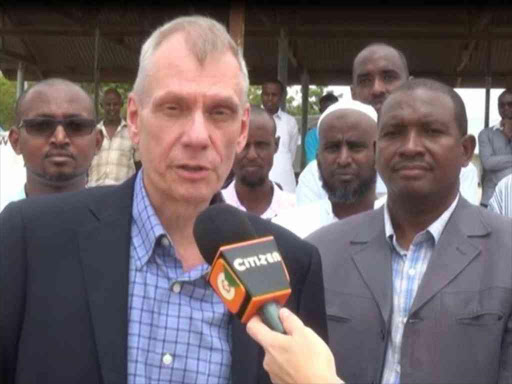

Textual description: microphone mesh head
[193,204,257,265]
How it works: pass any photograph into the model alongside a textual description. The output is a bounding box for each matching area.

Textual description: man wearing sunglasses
[7,78,103,202]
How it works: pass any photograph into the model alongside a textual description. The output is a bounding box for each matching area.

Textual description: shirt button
[162,353,173,366]
[171,282,182,293]
[161,236,170,247]
[408,268,416,276]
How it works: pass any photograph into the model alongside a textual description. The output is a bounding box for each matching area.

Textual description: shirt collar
[273,109,284,120]
[493,122,504,131]
[97,119,127,135]
[131,170,225,269]
[384,193,460,246]
[131,170,170,269]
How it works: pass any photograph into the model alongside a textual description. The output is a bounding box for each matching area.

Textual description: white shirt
[0,132,26,211]
[488,174,512,217]
[296,160,480,206]
[268,109,300,193]
[221,180,296,220]
[272,197,386,238]
[295,160,387,206]
[459,162,480,205]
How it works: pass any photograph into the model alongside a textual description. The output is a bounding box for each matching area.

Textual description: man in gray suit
[305,79,512,384]
[478,88,512,206]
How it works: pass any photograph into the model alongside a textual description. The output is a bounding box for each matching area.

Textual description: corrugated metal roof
[0,5,511,87]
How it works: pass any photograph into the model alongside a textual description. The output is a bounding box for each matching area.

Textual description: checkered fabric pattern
[87,120,138,186]
[381,196,459,384]
[127,172,232,384]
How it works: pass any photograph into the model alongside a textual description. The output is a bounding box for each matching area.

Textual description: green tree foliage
[0,74,17,130]
[248,84,328,117]
[285,85,326,116]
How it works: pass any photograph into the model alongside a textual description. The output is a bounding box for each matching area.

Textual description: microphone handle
[259,301,285,334]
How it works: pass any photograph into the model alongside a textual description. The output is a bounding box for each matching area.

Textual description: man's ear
[236,104,250,153]
[461,134,476,167]
[8,128,22,155]
[94,129,104,154]
[127,93,140,147]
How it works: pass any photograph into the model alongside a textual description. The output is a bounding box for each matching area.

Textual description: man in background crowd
[261,79,300,192]
[222,105,295,219]
[297,42,479,206]
[87,87,140,186]
[304,92,339,164]
[274,100,381,238]
[478,88,512,206]
[6,78,102,206]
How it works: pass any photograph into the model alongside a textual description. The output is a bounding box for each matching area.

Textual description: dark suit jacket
[307,198,512,384]
[0,175,328,384]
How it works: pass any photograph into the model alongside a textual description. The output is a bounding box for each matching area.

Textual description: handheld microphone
[193,204,291,334]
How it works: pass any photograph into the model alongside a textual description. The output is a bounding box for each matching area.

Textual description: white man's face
[127,33,249,206]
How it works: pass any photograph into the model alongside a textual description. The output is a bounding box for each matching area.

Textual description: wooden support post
[229,0,245,53]
[93,26,101,121]
[16,62,25,99]
[484,38,492,128]
[278,28,288,111]
[300,70,310,171]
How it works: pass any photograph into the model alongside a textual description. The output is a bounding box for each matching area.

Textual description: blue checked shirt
[127,172,232,384]
[381,195,460,384]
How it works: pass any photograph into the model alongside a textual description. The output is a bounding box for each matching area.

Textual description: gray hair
[133,15,249,103]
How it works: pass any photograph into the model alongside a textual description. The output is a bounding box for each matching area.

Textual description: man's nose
[182,110,210,148]
[50,124,70,144]
[400,131,425,156]
[337,146,352,166]
[371,78,386,96]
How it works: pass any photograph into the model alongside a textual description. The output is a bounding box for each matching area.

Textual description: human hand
[246,307,343,384]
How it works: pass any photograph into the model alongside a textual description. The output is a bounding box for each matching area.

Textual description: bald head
[15,78,95,125]
[250,105,276,136]
[317,107,377,204]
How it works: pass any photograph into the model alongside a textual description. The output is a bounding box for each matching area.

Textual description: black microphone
[193,204,291,334]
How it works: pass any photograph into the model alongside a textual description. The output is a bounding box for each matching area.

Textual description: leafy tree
[248,84,328,117]
[0,74,17,130]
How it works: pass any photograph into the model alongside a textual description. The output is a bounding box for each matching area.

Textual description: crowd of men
[0,14,511,384]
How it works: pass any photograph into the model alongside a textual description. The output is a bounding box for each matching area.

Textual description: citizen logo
[233,252,282,271]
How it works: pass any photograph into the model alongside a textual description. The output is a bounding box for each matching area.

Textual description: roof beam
[0,48,36,66]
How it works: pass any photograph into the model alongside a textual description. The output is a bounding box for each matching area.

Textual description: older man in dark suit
[0,15,327,384]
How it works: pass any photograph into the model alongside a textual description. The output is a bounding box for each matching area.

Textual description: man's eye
[210,108,233,120]
[358,78,372,87]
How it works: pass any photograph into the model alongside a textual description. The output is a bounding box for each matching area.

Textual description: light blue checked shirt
[127,171,232,384]
[381,195,460,384]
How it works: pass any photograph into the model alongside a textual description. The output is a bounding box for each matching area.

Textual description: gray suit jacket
[307,198,512,384]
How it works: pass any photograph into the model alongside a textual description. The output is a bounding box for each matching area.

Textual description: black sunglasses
[18,117,97,138]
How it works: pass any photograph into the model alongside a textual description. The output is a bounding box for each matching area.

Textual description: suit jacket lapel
[410,198,490,315]
[78,177,136,384]
[351,208,394,328]
[231,317,260,384]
